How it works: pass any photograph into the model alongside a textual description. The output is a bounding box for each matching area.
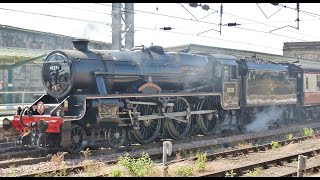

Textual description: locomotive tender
[2,39,319,152]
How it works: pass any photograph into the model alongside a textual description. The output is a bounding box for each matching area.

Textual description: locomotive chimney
[72,39,90,52]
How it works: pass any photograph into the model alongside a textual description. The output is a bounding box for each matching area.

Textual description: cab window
[224,66,230,81]
[230,66,237,80]
[223,65,237,81]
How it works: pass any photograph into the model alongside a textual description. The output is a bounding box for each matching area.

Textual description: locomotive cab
[205,54,240,109]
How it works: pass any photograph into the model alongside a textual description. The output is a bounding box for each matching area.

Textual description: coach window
[306,77,309,90]
[317,75,320,91]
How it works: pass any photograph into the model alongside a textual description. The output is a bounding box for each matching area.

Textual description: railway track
[1,121,320,176]
[280,164,320,177]
[0,122,317,167]
[197,147,320,177]
[0,146,61,162]
[8,132,319,177]
[0,142,15,149]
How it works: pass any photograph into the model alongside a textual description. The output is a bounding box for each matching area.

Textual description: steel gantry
[112,3,134,50]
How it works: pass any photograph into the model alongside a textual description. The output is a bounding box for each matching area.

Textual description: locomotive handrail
[50,96,70,116]
[61,100,87,122]
[19,107,31,128]
[94,72,183,77]
[179,84,212,93]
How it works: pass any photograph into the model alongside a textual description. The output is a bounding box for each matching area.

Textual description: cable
[45,3,319,42]
[256,3,283,19]
[240,18,320,25]
[0,5,303,51]
[224,12,320,40]
[94,3,319,41]
[48,3,111,16]
[0,7,112,26]
[45,3,310,43]
[278,3,320,18]
[199,11,218,20]
[277,4,320,23]
[133,25,283,51]
[179,3,199,21]
[19,2,312,42]
[95,3,221,25]
[229,26,307,41]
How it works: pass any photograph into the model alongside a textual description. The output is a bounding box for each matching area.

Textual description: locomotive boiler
[43,39,213,99]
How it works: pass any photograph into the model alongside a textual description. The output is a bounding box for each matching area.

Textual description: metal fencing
[0,90,45,110]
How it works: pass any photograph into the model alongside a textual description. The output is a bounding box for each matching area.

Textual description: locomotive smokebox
[72,39,90,52]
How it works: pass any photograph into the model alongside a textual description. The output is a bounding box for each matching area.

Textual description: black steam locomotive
[3,39,320,153]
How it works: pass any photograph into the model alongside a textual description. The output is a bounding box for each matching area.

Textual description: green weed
[270,141,280,150]
[118,152,153,177]
[175,166,193,177]
[195,151,207,173]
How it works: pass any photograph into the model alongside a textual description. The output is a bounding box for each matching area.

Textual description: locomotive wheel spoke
[164,97,192,140]
[132,104,162,144]
[107,126,126,149]
[66,124,87,153]
[197,98,219,135]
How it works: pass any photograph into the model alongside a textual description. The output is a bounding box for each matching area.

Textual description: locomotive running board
[86,92,221,99]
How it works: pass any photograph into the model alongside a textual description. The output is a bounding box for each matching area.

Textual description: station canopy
[0,46,48,67]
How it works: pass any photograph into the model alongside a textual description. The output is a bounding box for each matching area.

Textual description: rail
[15,133,320,177]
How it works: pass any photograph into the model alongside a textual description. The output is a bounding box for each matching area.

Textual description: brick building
[283,42,320,61]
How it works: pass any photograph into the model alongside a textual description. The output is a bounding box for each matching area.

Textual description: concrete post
[163,141,172,177]
[297,155,306,177]
[22,89,25,109]
[6,69,13,103]
[112,3,122,50]
[125,3,134,49]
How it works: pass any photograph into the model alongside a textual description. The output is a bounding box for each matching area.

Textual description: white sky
[1,3,320,55]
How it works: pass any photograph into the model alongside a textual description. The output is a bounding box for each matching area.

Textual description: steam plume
[245,106,284,133]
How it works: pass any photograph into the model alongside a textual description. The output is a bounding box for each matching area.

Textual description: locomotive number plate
[49,65,60,71]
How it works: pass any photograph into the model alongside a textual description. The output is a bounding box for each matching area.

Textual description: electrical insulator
[271,3,279,6]
[202,4,210,11]
[227,23,240,26]
[189,3,198,8]
[160,27,173,30]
